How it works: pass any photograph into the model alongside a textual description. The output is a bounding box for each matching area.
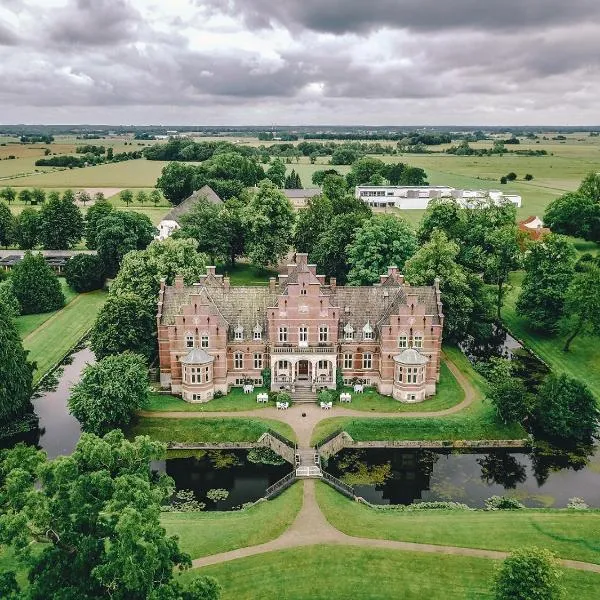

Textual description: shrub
[277,391,292,405]
[485,495,525,510]
[318,389,334,404]
[213,390,224,399]
[567,497,588,510]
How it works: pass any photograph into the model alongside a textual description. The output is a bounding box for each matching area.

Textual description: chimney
[330,277,336,291]
[206,265,216,276]
[269,277,277,292]
[174,275,184,289]
[296,253,308,267]
[223,276,230,291]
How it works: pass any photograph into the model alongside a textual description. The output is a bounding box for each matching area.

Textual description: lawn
[316,481,600,564]
[130,416,296,443]
[15,278,78,337]
[147,388,271,412]
[216,262,277,286]
[162,482,302,559]
[502,271,600,401]
[338,361,464,413]
[180,545,600,600]
[21,289,107,383]
[311,347,525,444]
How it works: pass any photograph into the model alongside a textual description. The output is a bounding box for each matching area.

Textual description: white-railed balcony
[271,344,335,354]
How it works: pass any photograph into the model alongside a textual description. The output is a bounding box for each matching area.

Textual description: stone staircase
[292,379,317,404]
[295,446,321,477]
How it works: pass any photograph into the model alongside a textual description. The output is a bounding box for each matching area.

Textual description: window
[278,327,288,343]
[319,326,328,343]
[413,334,423,348]
[318,360,328,369]
[187,366,201,384]
[299,326,308,345]
[406,367,421,383]
[234,352,243,369]
[364,329,373,340]
[234,327,243,340]
[398,334,408,348]
[201,334,209,349]
[362,352,372,369]
[397,366,403,382]
[203,365,211,383]
[185,333,194,348]
[300,289,307,295]
[253,329,262,340]
[253,353,263,370]
[343,353,353,369]
[344,324,354,340]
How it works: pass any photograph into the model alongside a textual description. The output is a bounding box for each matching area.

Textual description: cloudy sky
[1,0,599,125]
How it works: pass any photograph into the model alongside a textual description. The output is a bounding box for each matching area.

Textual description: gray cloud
[0,20,19,45]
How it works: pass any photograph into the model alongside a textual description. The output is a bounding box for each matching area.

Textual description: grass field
[147,388,271,412]
[502,271,600,401]
[216,262,277,286]
[311,347,525,444]
[163,482,302,559]
[21,289,107,383]
[316,482,600,564]
[180,544,600,600]
[130,416,297,443]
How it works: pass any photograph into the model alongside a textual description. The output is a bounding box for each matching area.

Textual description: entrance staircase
[295,447,322,477]
[292,378,317,404]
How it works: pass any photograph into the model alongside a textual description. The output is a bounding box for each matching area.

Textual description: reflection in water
[157,451,292,510]
[327,447,600,508]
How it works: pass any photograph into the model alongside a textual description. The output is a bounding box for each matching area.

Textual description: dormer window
[253,323,263,340]
[234,324,244,341]
[363,322,373,341]
[185,332,194,348]
[344,323,354,341]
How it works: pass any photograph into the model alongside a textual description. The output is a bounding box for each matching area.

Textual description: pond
[154,451,293,511]
[325,447,600,508]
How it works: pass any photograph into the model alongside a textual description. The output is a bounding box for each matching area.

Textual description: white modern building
[355,185,522,209]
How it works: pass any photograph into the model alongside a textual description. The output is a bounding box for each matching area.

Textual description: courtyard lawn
[21,289,107,383]
[130,416,296,443]
[338,361,464,413]
[216,262,277,286]
[180,545,600,600]
[147,388,271,412]
[311,347,525,444]
[162,482,302,559]
[502,271,600,401]
[316,482,600,565]
[15,278,78,338]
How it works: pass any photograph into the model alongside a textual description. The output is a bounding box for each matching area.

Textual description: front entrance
[298,360,309,379]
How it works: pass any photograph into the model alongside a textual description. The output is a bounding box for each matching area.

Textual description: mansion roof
[158,255,442,340]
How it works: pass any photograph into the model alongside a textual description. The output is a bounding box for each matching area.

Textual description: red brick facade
[157,254,444,403]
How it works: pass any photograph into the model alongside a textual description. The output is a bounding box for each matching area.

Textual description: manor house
[157,254,444,403]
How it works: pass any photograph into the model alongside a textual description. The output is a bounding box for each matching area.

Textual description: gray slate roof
[394,348,429,365]
[162,185,223,224]
[181,348,215,364]
[282,188,321,198]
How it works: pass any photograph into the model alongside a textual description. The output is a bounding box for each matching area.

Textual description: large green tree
[562,265,600,351]
[292,193,333,255]
[69,352,150,434]
[0,187,16,205]
[13,207,40,250]
[10,251,65,314]
[156,162,198,205]
[533,373,599,444]
[0,302,34,424]
[39,189,84,249]
[493,547,563,600]
[220,196,247,266]
[0,201,14,247]
[265,158,286,188]
[64,253,105,292]
[0,278,20,318]
[90,292,156,361]
[516,234,577,332]
[345,157,386,187]
[85,197,114,249]
[0,431,220,600]
[347,215,417,285]
[245,180,295,267]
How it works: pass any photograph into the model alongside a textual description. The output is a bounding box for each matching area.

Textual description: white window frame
[253,353,263,370]
[185,333,194,348]
[319,326,329,343]
[203,365,211,383]
[200,334,209,349]
[278,327,288,343]
[413,334,423,348]
[299,326,308,345]
[363,329,374,341]
[344,329,354,341]
[253,329,262,340]
[235,328,243,341]
[398,334,408,349]
[234,352,244,370]
[343,353,353,370]
[362,352,372,370]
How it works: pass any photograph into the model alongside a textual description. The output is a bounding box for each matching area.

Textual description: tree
[330,147,361,165]
[136,190,148,205]
[484,225,521,319]
[31,188,46,204]
[77,190,91,206]
[0,278,20,317]
[544,192,600,242]
[0,431,220,599]
[418,198,464,245]
[18,189,32,205]
[500,176,507,184]
[561,266,600,351]
[13,207,40,249]
[516,234,577,332]
[493,547,563,600]
[85,197,114,249]
[506,172,517,181]
[150,188,162,206]
[533,373,599,444]
[90,292,156,360]
[293,193,333,255]
[64,253,105,292]
[311,168,340,185]
[347,215,417,285]
[524,173,534,181]
[96,212,155,278]
[39,189,84,249]
[265,158,286,188]
[10,251,65,314]
[120,189,133,206]
[0,201,15,247]
[400,166,428,185]
[487,372,532,424]
[245,180,295,267]
[69,352,149,434]
[220,196,247,266]
[0,187,16,204]
[156,162,198,205]
[284,168,302,189]
[0,302,34,424]
[346,157,386,187]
